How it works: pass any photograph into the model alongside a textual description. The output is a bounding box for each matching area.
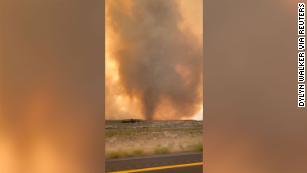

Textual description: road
[106,152,203,173]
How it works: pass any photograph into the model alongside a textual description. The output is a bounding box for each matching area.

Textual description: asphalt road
[106,152,203,173]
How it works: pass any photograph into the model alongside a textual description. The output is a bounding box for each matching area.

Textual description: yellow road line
[108,162,203,173]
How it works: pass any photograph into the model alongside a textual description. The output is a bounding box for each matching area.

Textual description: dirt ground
[105,120,203,159]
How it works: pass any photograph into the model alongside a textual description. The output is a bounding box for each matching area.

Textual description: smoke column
[106,0,203,120]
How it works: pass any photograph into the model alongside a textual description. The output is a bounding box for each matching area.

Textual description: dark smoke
[107,0,203,120]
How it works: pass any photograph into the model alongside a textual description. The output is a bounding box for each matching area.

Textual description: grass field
[105,120,203,159]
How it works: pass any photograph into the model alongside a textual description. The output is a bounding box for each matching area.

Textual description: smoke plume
[106,0,203,120]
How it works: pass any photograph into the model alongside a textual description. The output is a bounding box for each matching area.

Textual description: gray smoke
[107,0,203,120]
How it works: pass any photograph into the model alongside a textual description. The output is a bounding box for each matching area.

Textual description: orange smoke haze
[204,0,307,173]
[0,0,104,172]
[106,0,203,120]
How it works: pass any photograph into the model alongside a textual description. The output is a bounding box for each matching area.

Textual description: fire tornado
[106,0,203,120]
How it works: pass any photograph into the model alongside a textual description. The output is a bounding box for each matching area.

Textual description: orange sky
[106,0,203,120]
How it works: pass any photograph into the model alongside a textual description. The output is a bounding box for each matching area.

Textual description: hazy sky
[106,0,203,120]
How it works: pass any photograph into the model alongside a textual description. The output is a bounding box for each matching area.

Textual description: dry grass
[154,147,170,155]
[107,149,145,159]
[105,120,203,159]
